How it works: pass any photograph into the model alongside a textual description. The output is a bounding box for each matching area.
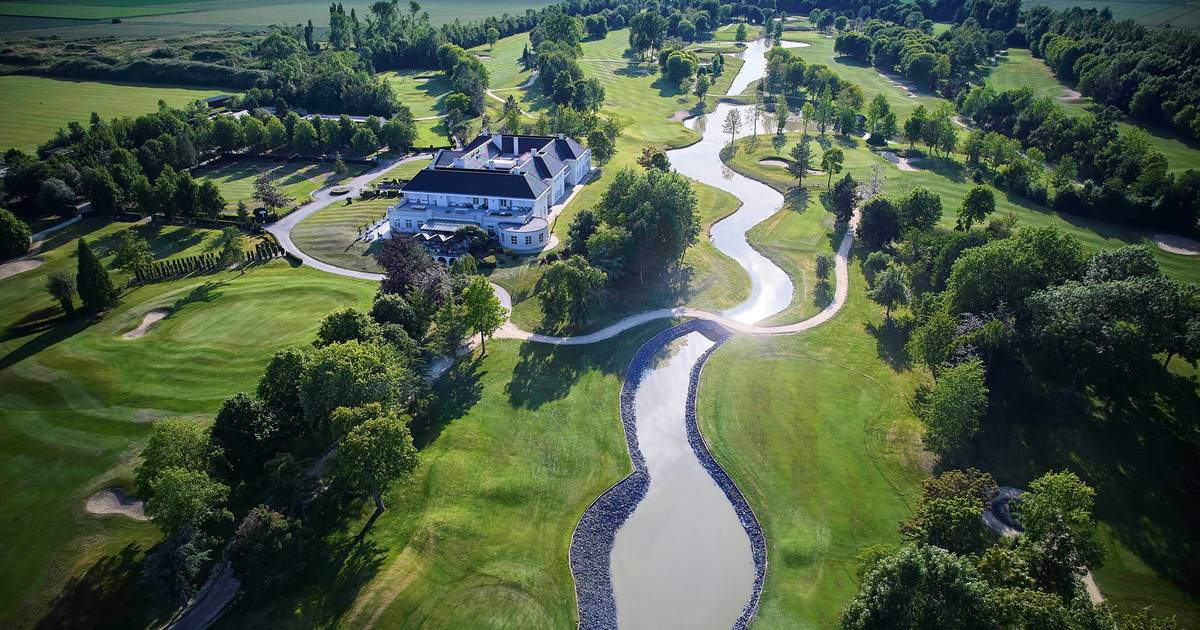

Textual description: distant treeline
[1024,4,1200,143]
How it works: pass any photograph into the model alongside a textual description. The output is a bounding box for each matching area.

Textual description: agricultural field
[0,0,561,38]
[983,48,1200,172]
[1024,0,1200,29]
[0,218,376,625]
[0,76,229,152]
[191,160,366,213]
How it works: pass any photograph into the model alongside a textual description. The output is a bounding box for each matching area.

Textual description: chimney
[514,137,519,156]
[492,130,501,148]
[557,133,564,139]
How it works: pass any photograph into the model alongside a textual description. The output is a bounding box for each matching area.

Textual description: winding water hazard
[570,39,822,629]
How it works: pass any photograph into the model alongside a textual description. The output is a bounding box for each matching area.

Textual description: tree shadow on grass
[505,322,662,410]
[0,309,97,371]
[36,543,146,630]
[864,316,913,372]
[411,356,485,449]
[974,372,1200,593]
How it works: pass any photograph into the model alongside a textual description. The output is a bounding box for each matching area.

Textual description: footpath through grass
[0,218,375,625]
[0,75,229,153]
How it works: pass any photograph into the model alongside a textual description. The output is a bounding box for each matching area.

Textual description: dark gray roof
[464,133,585,162]
[550,136,586,160]
[403,167,548,199]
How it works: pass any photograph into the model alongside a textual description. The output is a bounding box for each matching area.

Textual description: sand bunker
[1060,88,1083,103]
[122,309,168,340]
[758,157,789,168]
[881,151,921,171]
[86,487,148,521]
[0,257,42,281]
[475,53,492,59]
[670,109,693,122]
[1153,234,1200,255]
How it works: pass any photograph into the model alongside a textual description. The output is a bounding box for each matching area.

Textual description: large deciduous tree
[331,405,419,533]
[75,238,117,312]
[0,208,32,259]
[537,256,607,327]
[462,275,505,355]
[841,544,994,629]
[916,357,988,461]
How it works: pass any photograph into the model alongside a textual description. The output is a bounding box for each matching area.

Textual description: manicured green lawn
[217,321,674,628]
[380,70,450,120]
[290,157,430,274]
[0,218,376,625]
[698,257,927,629]
[0,76,230,153]
[983,49,1200,172]
[191,160,365,212]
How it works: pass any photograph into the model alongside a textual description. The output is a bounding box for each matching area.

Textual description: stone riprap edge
[569,319,765,629]
[684,328,767,630]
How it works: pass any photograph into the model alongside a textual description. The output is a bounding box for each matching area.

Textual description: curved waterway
[570,39,812,629]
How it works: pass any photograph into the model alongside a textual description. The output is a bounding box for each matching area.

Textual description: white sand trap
[122,309,168,340]
[1153,234,1200,255]
[758,157,789,167]
[670,109,693,121]
[0,257,42,281]
[881,151,921,171]
[86,487,148,521]
[1060,88,1083,103]
[475,53,492,59]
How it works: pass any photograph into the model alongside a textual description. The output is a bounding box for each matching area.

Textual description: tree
[112,229,153,274]
[211,393,279,483]
[830,173,859,226]
[898,187,943,232]
[135,418,214,497]
[38,177,75,214]
[907,307,957,374]
[229,506,302,593]
[0,208,32,259]
[486,26,500,48]
[300,340,419,437]
[376,234,435,296]
[257,347,311,441]
[293,119,318,154]
[917,357,988,461]
[351,127,379,155]
[253,171,293,214]
[820,147,844,187]
[197,181,225,219]
[735,23,747,42]
[629,10,668,58]
[145,467,229,536]
[856,197,902,251]
[694,74,710,102]
[902,495,991,556]
[842,545,994,629]
[869,265,908,320]
[462,275,505,354]
[333,407,419,532]
[587,128,615,164]
[722,108,742,146]
[596,167,699,286]
[537,256,607,327]
[637,145,670,171]
[957,185,995,230]
[1017,471,1103,568]
[904,105,928,149]
[316,307,382,347]
[76,238,117,311]
[46,271,76,315]
[566,208,599,256]
[217,227,243,268]
[381,113,417,152]
[788,137,813,187]
[665,51,699,86]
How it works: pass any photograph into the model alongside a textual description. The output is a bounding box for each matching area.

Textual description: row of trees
[1024,4,1200,143]
[959,85,1200,231]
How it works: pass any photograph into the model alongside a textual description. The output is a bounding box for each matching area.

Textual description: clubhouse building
[387,132,592,258]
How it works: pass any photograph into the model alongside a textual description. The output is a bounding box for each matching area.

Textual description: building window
[404,219,412,228]
[525,236,532,245]
[500,199,510,208]
[539,233,545,243]
[511,236,517,245]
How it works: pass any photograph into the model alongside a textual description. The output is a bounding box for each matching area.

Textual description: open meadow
[0,76,229,153]
[1023,0,1200,29]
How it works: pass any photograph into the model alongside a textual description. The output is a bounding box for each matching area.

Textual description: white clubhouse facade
[387,132,592,255]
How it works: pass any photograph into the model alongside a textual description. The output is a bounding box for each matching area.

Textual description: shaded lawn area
[972,369,1200,624]
[0,218,376,625]
[379,70,450,120]
[192,160,366,212]
[982,48,1200,172]
[697,256,927,629]
[723,131,1200,286]
[217,321,674,628]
